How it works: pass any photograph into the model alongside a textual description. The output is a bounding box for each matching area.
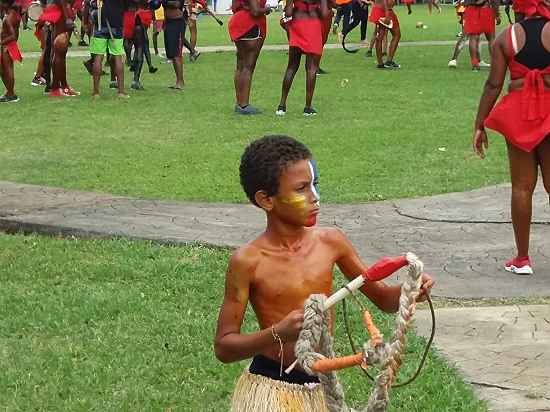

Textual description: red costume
[484,25,550,152]
[464,6,495,34]
[123,10,152,39]
[228,0,267,42]
[368,5,400,29]
[34,4,75,41]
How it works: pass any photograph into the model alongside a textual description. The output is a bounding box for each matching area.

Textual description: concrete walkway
[0,180,548,411]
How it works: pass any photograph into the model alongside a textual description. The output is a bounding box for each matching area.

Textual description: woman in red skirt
[228,0,272,115]
[473,0,550,275]
[276,0,328,116]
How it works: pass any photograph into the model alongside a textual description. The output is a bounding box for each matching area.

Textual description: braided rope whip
[294,252,423,412]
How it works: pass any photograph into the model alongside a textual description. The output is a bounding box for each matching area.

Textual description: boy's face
[273,158,320,227]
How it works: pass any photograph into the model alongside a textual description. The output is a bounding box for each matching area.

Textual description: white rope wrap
[295,252,423,412]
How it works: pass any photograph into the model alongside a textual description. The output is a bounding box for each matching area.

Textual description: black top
[100,0,124,28]
[515,18,550,70]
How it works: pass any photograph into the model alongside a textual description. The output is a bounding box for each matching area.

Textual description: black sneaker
[472,65,480,71]
[78,40,89,47]
[149,66,158,73]
[377,63,386,69]
[316,68,328,75]
[44,83,51,94]
[130,81,146,91]
[384,60,401,69]
[303,107,317,116]
[189,51,201,63]
[382,51,387,57]
[275,105,286,116]
[109,80,118,89]
[68,42,73,47]
[365,50,372,57]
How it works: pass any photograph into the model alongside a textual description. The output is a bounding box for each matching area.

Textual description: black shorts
[164,17,187,59]
[249,355,320,385]
[237,25,261,41]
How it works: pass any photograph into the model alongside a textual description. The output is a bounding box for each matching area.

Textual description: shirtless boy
[214,135,434,410]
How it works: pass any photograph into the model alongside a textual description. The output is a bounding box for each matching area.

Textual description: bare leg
[279,46,302,107]
[0,51,16,97]
[234,38,263,106]
[111,54,127,96]
[375,25,387,65]
[51,22,70,90]
[387,25,401,62]
[92,53,104,97]
[189,22,197,49]
[506,140,539,258]
[469,33,480,66]
[406,3,412,14]
[305,53,319,109]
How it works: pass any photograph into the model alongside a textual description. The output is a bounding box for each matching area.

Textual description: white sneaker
[155,53,165,58]
[448,59,457,68]
[478,60,490,67]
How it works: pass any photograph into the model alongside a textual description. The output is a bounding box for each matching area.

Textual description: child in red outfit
[0,0,22,102]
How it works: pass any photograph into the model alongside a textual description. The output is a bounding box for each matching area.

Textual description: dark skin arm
[81,0,90,33]
[319,0,328,18]
[490,0,501,25]
[473,27,508,158]
[54,0,76,30]
[0,11,18,45]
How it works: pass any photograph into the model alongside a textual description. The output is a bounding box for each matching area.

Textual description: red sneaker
[62,86,80,96]
[505,255,533,275]
[49,88,70,98]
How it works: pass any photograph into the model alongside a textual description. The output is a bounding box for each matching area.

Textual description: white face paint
[308,159,320,202]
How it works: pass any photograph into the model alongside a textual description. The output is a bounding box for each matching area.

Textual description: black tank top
[515,18,550,70]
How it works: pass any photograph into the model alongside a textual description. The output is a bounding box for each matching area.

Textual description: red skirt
[3,41,23,63]
[368,6,400,29]
[464,6,495,34]
[138,9,153,28]
[228,10,267,42]
[484,89,550,152]
[289,18,323,55]
[123,11,136,39]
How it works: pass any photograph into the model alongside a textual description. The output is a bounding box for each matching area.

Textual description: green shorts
[90,37,124,56]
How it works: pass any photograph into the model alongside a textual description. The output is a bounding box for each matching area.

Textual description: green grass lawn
[0,7,508,411]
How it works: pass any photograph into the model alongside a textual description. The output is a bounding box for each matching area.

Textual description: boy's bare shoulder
[228,236,265,270]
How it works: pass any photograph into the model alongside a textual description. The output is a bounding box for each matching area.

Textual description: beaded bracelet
[271,324,284,376]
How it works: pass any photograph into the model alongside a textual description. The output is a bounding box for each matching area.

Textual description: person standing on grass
[152,4,166,57]
[402,0,413,15]
[0,0,22,103]
[34,0,80,97]
[82,0,129,99]
[214,135,435,411]
[464,0,501,71]
[368,0,401,69]
[228,0,272,115]
[448,2,490,68]
[276,0,328,116]
[473,0,550,275]
[185,0,218,52]
[340,0,369,47]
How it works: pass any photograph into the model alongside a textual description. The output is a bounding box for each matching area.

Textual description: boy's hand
[275,309,304,343]
[417,273,434,302]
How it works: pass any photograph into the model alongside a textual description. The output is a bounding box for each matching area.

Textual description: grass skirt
[230,366,329,412]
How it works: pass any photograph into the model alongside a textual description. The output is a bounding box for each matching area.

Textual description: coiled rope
[294,252,424,412]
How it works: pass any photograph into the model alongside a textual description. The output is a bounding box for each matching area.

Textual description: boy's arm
[333,229,434,312]
[214,249,298,363]
[0,14,18,45]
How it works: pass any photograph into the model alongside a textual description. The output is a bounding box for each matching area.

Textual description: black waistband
[249,355,320,385]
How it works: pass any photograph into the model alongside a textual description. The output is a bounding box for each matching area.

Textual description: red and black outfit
[228,0,267,42]
[34,2,75,41]
[288,1,323,55]
[484,18,550,152]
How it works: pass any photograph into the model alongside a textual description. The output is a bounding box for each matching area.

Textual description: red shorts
[228,10,266,42]
[73,0,83,14]
[464,6,495,34]
[368,6,400,29]
[154,19,165,33]
[289,18,323,55]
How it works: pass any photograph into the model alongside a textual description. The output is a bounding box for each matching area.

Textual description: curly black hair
[240,135,312,207]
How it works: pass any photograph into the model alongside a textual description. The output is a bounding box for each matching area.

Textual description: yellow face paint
[282,195,307,213]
